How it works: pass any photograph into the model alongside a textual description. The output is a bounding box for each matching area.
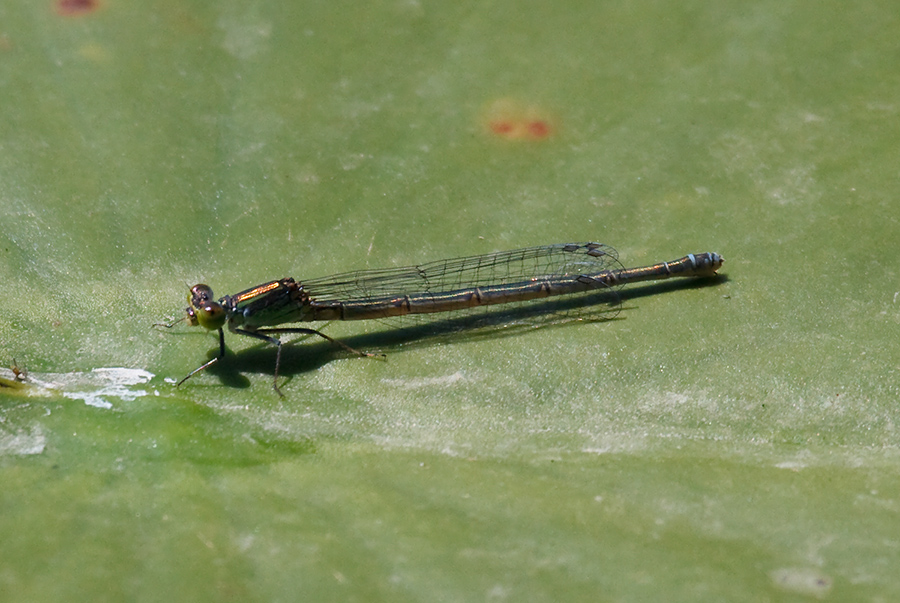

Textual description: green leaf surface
[2,0,898,600]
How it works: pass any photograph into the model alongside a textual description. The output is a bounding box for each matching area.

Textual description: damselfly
[157,243,723,395]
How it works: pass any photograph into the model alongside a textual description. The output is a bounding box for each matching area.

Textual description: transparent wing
[300,242,622,303]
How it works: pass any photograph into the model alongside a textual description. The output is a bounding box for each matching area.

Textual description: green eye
[195,301,226,330]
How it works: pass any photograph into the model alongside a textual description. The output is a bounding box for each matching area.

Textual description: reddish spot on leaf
[57,0,99,17]
[527,120,551,138]
[482,99,556,141]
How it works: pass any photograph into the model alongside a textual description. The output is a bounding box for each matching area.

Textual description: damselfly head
[186,284,227,331]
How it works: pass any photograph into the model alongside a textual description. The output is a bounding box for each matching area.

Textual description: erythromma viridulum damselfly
[156,243,723,396]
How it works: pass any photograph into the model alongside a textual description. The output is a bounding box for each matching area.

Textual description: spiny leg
[177,328,226,387]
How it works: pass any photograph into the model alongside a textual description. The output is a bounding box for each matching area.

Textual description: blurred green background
[1,0,898,600]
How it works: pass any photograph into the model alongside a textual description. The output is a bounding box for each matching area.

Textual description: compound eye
[195,301,226,330]
[189,284,215,306]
